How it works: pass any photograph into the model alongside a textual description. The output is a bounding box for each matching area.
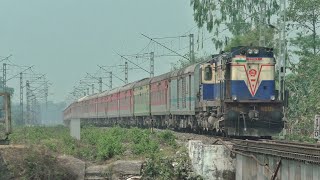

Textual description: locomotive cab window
[204,65,212,81]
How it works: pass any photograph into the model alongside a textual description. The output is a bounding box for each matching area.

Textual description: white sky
[0,0,216,103]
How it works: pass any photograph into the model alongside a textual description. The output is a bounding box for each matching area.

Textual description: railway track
[232,139,320,164]
[95,126,320,164]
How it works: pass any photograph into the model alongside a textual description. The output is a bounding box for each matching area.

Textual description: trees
[287,0,320,56]
[286,54,320,135]
[190,0,280,49]
[284,0,320,135]
[223,28,276,51]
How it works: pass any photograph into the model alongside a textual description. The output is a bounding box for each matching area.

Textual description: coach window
[204,65,212,81]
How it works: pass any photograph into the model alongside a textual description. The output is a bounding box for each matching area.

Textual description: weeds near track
[9,126,201,179]
[10,126,177,161]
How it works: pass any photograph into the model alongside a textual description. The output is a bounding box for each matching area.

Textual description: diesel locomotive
[64,46,284,137]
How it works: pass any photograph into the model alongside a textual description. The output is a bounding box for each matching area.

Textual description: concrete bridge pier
[69,118,81,140]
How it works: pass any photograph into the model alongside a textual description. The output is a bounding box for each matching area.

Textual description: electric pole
[45,82,48,110]
[150,52,154,78]
[91,84,94,94]
[26,80,30,125]
[20,73,23,125]
[189,34,195,63]
[3,63,6,92]
[98,65,126,86]
[45,82,48,125]
[259,1,266,46]
[99,77,102,92]
[109,72,113,89]
[125,61,128,84]
[279,0,286,101]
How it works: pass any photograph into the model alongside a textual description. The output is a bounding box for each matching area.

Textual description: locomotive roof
[230,46,274,57]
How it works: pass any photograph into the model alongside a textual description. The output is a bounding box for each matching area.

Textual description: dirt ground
[0,145,27,179]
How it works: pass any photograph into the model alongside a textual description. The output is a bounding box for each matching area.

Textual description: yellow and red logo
[249,69,257,77]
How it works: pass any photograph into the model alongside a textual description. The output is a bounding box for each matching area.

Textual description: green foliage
[223,28,276,52]
[286,54,320,136]
[285,134,317,143]
[142,153,174,180]
[130,128,159,155]
[96,133,124,160]
[290,33,320,57]
[288,0,320,56]
[190,0,279,49]
[157,130,177,147]
[282,0,320,135]
[9,126,179,161]
[142,148,203,180]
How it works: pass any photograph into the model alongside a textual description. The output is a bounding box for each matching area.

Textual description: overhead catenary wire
[98,65,126,84]
[6,66,34,82]
[116,52,150,74]
[141,33,190,61]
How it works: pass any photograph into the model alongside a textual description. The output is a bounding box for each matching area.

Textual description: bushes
[96,134,124,160]
[130,128,159,155]
[142,148,203,180]
[10,126,177,162]
[8,126,202,179]
[158,130,177,147]
[285,134,317,143]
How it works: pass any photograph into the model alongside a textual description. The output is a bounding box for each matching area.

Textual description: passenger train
[64,46,284,137]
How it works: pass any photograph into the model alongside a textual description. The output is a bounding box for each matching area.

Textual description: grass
[8,125,201,179]
[9,125,177,162]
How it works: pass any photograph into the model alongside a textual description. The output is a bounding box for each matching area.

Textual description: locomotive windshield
[204,65,212,81]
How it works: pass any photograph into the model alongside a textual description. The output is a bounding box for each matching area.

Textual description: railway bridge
[234,140,320,180]
[189,138,320,180]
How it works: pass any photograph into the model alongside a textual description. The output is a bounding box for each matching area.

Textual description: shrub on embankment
[9,126,201,179]
[9,126,177,161]
[0,146,77,180]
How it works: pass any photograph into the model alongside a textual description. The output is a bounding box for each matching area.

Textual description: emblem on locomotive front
[249,69,257,77]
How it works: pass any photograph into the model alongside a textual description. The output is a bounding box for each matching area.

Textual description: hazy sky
[0,1,215,103]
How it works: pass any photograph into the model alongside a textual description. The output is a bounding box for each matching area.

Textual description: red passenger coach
[81,97,89,118]
[107,88,120,118]
[119,83,135,117]
[97,91,108,118]
[89,95,98,118]
[150,73,170,115]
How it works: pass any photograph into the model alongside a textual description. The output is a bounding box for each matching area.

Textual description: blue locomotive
[200,46,284,136]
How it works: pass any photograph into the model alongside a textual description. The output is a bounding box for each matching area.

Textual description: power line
[116,53,150,74]
[141,33,190,61]
[98,65,126,84]
[152,35,188,40]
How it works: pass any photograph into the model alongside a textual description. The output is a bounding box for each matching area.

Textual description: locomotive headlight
[270,95,276,101]
[232,95,237,101]
[247,49,253,55]
[253,49,259,54]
